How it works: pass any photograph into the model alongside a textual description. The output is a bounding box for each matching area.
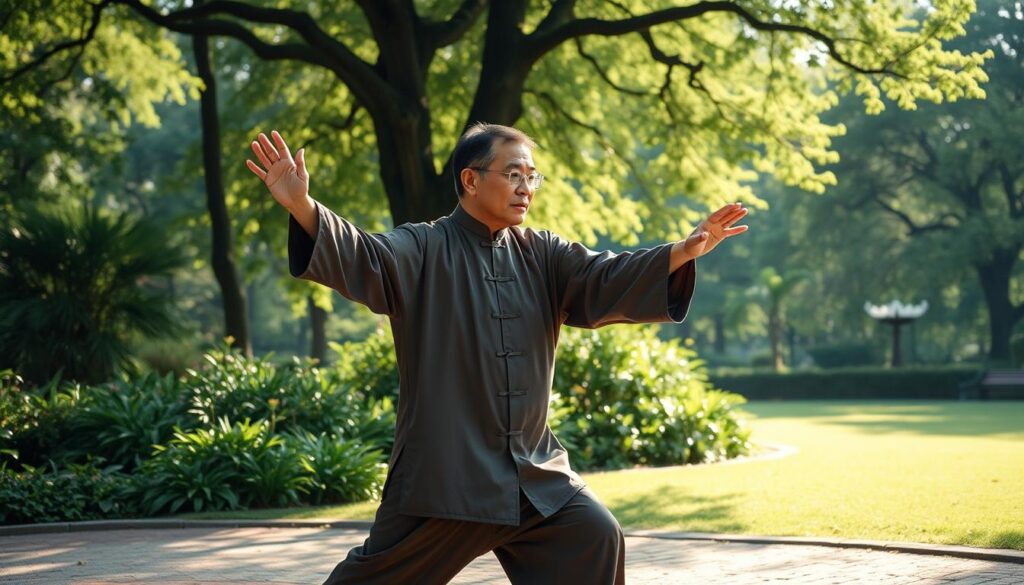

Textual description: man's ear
[460,168,478,197]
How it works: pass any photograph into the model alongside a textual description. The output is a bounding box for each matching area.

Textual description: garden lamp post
[864,299,929,367]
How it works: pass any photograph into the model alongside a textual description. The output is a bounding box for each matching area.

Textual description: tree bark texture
[193,29,252,356]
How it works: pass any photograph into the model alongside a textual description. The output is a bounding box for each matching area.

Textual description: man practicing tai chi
[246,123,748,584]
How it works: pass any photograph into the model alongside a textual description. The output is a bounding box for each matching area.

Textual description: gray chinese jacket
[288,200,697,525]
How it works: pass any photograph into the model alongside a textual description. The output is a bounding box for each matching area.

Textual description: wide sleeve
[545,231,697,329]
[287,199,423,317]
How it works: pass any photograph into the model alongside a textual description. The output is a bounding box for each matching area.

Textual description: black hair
[450,122,537,198]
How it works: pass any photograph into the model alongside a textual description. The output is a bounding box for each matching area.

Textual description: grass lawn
[180,401,1024,550]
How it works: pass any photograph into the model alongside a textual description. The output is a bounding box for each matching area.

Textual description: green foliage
[136,418,306,514]
[183,342,394,442]
[330,328,400,403]
[0,370,84,468]
[237,432,311,510]
[806,342,880,368]
[289,429,386,505]
[549,327,752,471]
[749,351,775,368]
[0,2,201,225]
[775,0,1024,362]
[68,372,189,471]
[133,418,386,514]
[512,0,992,243]
[0,461,137,524]
[0,204,189,385]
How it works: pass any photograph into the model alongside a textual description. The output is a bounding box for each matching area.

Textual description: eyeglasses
[469,167,545,191]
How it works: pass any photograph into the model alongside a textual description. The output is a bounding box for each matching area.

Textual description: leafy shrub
[239,435,311,509]
[289,429,386,505]
[184,347,290,426]
[550,326,752,471]
[135,418,308,514]
[183,344,368,437]
[325,394,397,457]
[2,337,406,523]
[0,461,137,524]
[0,371,84,469]
[330,327,400,402]
[69,372,189,470]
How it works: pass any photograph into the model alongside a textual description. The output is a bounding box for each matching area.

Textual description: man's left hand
[682,202,749,259]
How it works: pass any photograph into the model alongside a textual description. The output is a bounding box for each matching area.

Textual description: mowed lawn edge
[179,401,1024,551]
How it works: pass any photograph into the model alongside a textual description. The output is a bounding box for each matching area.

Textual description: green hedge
[710,365,980,400]
[550,327,752,471]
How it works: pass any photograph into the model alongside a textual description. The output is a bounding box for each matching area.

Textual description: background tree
[0,1,200,215]
[746,266,808,371]
[12,1,990,230]
[816,0,1023,362]
[192,4,252,356]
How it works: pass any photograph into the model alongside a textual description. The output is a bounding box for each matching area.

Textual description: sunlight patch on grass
[586,401,1024,550]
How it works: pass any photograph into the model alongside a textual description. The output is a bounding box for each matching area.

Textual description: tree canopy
[6,1,992,243]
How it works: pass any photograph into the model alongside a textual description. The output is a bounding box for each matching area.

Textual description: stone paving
[1,526,1023,584]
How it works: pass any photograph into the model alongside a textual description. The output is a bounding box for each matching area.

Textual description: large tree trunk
[374,117,452,225]
[976,247,1022,362]
[375,3,529,226]
[193,27,251,356]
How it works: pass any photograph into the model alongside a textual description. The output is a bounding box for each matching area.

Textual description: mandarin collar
[450,203,509,243]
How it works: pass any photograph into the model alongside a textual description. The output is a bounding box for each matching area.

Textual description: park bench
[957,369,1024,400]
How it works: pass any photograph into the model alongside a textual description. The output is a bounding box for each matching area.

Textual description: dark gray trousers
[322,486,626,585]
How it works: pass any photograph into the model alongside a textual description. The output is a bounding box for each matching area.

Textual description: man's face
[462,140,536,234]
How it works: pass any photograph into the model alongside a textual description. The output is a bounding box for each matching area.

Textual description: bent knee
[573,491,624,543]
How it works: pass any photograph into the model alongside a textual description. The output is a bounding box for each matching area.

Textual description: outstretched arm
[246,129,318,238]
[245,128,423,317]
[670,202,749,272]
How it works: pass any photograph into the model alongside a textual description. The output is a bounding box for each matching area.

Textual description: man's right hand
[246,130,310,211]
[247,130,319,239]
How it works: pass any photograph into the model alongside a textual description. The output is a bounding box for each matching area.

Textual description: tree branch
[637,29,709,95]
[300,100,363,153]
[524,87,673,220]
[1,0,112,86]
[112,0,396,109]
[420,0,487,48]
[573,37,649,96]
[533,0,578,36]
[525,1,904,78]
[971,159,1000,198]
[872,194,958,236]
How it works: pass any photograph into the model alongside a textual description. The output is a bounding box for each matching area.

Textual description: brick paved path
[2,527,1022,584]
